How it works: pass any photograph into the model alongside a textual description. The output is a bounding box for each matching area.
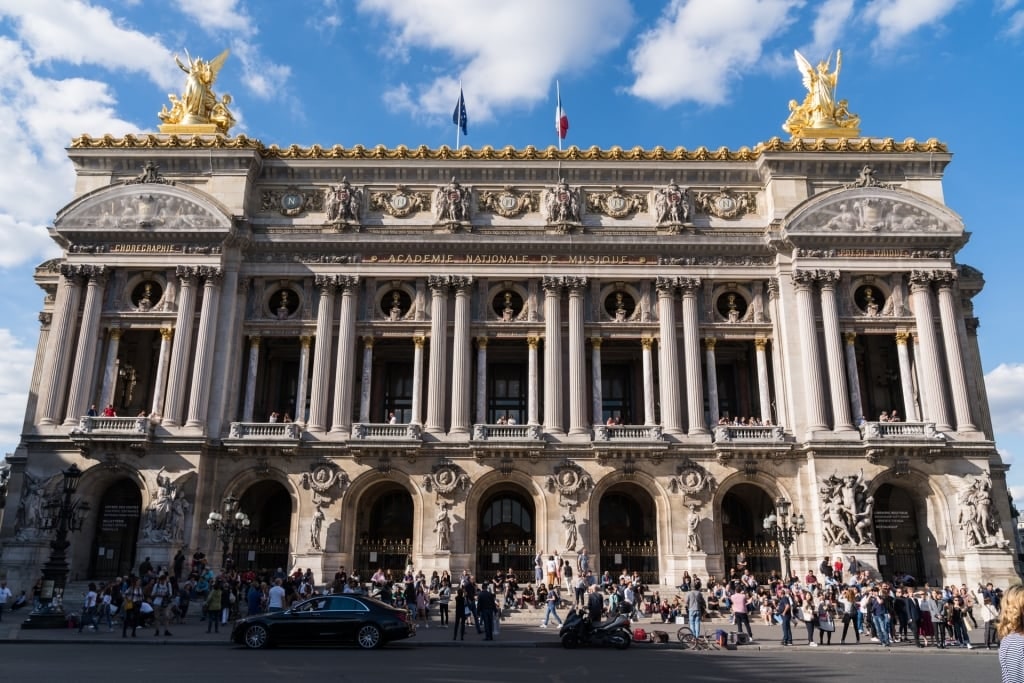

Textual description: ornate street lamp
[22,463,89,629]
[207,495,250,569]
[762,496,806,580]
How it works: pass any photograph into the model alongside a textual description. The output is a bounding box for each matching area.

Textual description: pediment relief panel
[785,187,962,236]
[55,184,233,233]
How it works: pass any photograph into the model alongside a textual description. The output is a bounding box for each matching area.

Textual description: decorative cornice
[69,135,948,159]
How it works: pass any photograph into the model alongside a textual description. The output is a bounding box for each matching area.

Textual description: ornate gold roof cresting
[158,49,235,135]
[783,49,860,140]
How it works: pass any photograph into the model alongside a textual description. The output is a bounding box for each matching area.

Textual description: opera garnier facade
[0,50,1017,595]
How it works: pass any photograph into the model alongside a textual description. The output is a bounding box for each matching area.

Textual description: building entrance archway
[236,481,291,573]
[88,478,141,578]
[354,483,414,579]
[476,487,535,582]
[872,483,926,584]
[720,483,781,580]
[598,484,658,584]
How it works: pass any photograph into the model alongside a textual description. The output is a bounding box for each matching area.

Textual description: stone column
[449,277,473,437]
[704,338,719,426]
[792,271,828,433]
[641,337,656,426]
[843,332,864,423]
[766,279,789,428]
[330,276,359,434]
[64,266,108,424]
[935,274,977,432]
[542,277,564,435]
[163,267,198,427]
[411,336,425,425]
[296,335,312,424]
[591,337,603,426]
[655,277,683,435]
[895,332,919,421]
[98,328,122,410]
[475,337,488,425]
[527,335,540,426]
[680,278,707,435]
[754,338,774,424]
[150,327,174,418]
[817,272,854,431]
[425,276,450,435]
[37,266,85,425]
[308,276,338,433]
[185,268,223,428]
[567,277,589,436]
[909,271,952,430]
[357,336,373,424]
[242,336,261,422]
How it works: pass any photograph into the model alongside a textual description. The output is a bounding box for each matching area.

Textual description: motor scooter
[559,600,632,649]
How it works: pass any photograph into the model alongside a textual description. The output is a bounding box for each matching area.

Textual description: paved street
[0,642,1003,682]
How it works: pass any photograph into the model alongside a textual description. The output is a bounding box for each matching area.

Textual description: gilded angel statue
[783,49,859,138]
[159,49,235,134]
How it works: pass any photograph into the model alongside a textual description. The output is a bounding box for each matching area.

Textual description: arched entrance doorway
[598,484,658,584]
[476,487,535,581]
[235,481,291,573]
[88,478,142,578]
[872,483,926,584]
[720,483,780,580]
[354,483,414,579]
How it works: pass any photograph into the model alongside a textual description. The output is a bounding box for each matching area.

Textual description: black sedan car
[231,594,415,649]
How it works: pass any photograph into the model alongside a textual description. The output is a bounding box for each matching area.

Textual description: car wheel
[357,623,382,649]
[243,624,270,649]
[561,633,579,649]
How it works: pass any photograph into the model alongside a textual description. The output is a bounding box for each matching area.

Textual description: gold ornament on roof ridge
[70,135,946,157]
[158,49,235,135]
[783,49,860,140]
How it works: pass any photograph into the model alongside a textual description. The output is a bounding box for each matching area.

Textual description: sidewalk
[0,607,999,652]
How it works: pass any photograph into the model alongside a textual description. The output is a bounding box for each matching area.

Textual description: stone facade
[0,135,1016,591]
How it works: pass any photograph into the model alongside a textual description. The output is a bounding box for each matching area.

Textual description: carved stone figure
[433,177,471,224]
[541,179,580,224]
[959,472,1008,549]
[310,506,325,550]
[0,461,11,509]
[435,502,452,551]
[687,505,702,552]
[652,180,690,225]
[142,469,188,543]
[324,178,363,224]
[562,504,578,552]
[14,471,52,539]
[160,49,235,133]
[819,470,873,546]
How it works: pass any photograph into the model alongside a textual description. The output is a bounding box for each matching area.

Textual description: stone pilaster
[842,332,864,423]
[307,276,338,433]
[542,276,564,435]
[162,267,198,427]
[655,277,682,436]
[680,278,706,435]
[330,276,359,434]
[567,277,588,436]
[425,276,450,435]
[64,266,108,424]
[449,277,473,437]
[816,271,854,431]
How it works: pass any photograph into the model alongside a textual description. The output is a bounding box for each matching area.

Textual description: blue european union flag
[452,88,467,136]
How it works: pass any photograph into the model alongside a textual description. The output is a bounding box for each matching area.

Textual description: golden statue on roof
[783,49,860,139]
[159,49,235,135]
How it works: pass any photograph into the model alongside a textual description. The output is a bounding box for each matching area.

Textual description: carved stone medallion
[694,188,757,219]
[587,187,646,219]
[370,186,429,218]
[670,461,714,496]
[301,462,349,505]
[478,187,535,218]
[546,460,593,503]
[422,460,470,498]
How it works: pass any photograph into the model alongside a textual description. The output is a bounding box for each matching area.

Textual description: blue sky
[0,0,1022,500]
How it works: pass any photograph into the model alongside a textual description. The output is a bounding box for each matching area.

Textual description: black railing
[599,539,659,585]
[354,538,413,580]
[476,539,537,582]
[724,541,781,583]
[232,536,289,574]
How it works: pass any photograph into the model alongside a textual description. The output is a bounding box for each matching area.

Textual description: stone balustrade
[228,422,301,440]
[712,424,785,442]
[471,424,543,441]
[592,424,665,441]
[859,421,944,440]
[351,422,423,441]
[72,415,151,435]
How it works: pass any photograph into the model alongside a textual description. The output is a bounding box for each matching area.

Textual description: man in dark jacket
[476,584,499,640]
[587,584,605,623]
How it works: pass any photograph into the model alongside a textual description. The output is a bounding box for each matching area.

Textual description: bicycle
[676,625,721,650]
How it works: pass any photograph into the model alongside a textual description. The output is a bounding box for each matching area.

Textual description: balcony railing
[72,416,152,435]
[351,422,423,441]
[713,424,786,442]
[228,422,301,440]
[593,424,664,441]
[471,424,543,441]
[859,421,944,440]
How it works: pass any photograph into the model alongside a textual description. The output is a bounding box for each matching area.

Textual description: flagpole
[556,80,562,152]
[456,80,462,149]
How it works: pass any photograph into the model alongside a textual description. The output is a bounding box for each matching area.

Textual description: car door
[278,597,327,644]
[332,596,371,643]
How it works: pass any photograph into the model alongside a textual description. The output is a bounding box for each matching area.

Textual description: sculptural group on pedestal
[820,470,874,546]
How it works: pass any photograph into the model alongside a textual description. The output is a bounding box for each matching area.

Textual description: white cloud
[0,0,179,90]
[986,363,1024,435]
[1010,12,1024,36]
[308,0,343,37]
[807,0,855,59]
[231,39,292,101]
[176,0,254,35]
[627,0,803,107]
[862,0,961,48]
[0,328,36,451]
[358,0,632,122]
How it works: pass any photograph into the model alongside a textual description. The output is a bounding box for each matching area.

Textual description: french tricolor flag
[555,81,569,142]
